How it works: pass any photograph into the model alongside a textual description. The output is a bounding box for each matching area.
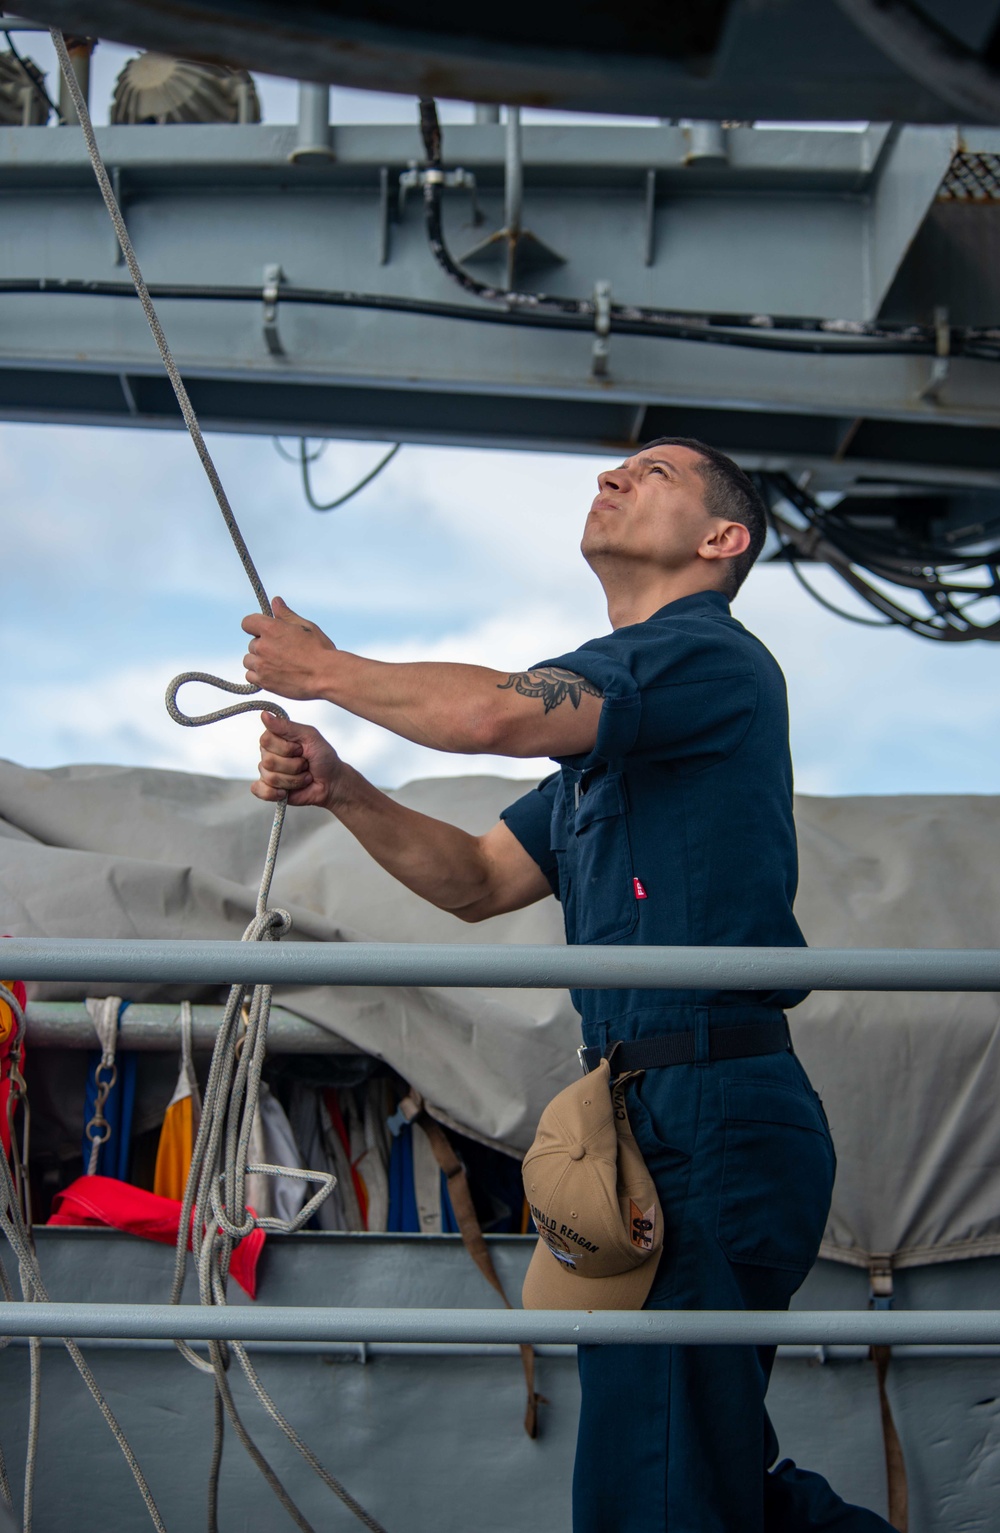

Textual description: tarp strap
[869,1257,909,1532]
[402,1092,543,1438]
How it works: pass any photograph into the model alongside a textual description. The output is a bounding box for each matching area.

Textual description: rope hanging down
[49,30,389,1533]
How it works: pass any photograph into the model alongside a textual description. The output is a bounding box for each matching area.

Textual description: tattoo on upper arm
[497,666,603,715]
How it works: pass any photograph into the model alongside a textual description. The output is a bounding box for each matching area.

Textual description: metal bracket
[378,165,391,266]
[868,1256,894,1310]
[398,163,481,227]
[592,280,612,377]
[643,169,657,267]
[262,263,284,357]
[458,107,562,289]
[918,305,950,402]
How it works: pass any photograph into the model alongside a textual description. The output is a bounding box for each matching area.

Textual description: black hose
[414,97,1000,361]
[762,473,1000,641]
[8,274,1000,360]
[299,439,400,512]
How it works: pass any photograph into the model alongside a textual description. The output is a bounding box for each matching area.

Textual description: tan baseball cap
[521,1059,663,1310]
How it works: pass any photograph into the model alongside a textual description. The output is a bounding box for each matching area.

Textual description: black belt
[578,1018,791,1075]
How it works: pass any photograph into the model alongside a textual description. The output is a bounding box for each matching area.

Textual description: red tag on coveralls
[633,878,648,900]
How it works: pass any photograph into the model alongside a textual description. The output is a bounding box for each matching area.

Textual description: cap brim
[521,1235,661,1312]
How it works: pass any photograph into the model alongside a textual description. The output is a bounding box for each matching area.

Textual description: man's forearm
[319,652,600,758]
[242,599,602,757]
[318,653,508,751]
[328,763,495,912]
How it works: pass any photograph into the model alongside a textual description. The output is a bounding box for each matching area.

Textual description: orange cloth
[153,1001,200,1200]
[153,1092,195,1201]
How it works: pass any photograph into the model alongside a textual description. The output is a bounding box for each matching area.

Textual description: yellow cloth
[153,1092,194,1201]
[0,982,16,1046]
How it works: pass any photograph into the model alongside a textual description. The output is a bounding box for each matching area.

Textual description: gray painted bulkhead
[1,1230,998,1532]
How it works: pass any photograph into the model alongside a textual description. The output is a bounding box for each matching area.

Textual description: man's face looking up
[582,444,739,586]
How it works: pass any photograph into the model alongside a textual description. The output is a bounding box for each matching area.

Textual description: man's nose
[598,468,626,493]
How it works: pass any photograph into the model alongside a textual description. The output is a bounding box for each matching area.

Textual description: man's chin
[581,534,624,565]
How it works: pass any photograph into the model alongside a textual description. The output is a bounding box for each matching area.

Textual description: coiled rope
[47,32,389,1533]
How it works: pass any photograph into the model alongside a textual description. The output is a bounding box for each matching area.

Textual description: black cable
[775,525,896,629]
[299,439,400,512]
[6,269,1000,360]
[3,29,62,123]
[763,474,1000,641]
[773,474,1000,596]
[272,436,326,465]
[4,272,999,359]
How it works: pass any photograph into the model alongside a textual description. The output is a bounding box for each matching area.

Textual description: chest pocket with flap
[553,769,638,946]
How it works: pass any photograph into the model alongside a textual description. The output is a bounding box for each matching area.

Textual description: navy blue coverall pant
[572,1038,894,1533]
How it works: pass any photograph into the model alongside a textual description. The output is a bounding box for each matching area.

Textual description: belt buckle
[577,1043,590,1075]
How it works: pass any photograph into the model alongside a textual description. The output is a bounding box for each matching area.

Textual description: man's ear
[699,521,750,563]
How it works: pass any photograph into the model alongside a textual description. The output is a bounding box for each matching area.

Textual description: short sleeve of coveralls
[499,612,758,899]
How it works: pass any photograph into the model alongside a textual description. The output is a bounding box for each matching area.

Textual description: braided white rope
[51,32,389,1533]
[49,32,270,617]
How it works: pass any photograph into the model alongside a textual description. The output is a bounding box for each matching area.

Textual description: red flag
[49,1175,265,1298]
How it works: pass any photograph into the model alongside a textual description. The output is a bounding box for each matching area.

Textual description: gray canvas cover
[2,759,999,1271]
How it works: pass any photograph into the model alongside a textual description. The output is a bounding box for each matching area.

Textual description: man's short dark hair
[640,436,768,598]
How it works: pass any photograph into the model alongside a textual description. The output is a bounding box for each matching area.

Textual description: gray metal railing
[7,935,1000,1348]
[2,1304,1000,1346]
[7,938,1000,990]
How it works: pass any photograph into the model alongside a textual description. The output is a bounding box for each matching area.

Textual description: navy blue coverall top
[500,589,808,1049]
[501,594,891,1533]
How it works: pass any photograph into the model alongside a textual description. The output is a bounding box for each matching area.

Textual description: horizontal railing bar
[8,1334,1000,1361]
[23,1002,358,1053]
[6,940,1000,991]
[2,1305,1000,1345]
[11,1336,1000,1361]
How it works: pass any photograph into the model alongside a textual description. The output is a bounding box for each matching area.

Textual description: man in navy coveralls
[243,438,893,1531]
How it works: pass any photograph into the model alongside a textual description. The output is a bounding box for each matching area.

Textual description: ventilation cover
[0,50,49,126]
[111,54,260,124]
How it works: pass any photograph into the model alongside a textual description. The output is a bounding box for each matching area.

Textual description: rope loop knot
[166,672,289,730]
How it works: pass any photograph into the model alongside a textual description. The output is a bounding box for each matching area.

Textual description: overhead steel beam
[1,1302,999,1346]
[12,0,1000,123]
[6,938,1000,990]
[0,121,995,481]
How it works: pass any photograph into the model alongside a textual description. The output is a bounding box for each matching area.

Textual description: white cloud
[5,423,999,799]
[737,566,1000,795]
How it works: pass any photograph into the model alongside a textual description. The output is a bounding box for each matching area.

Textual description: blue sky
[4,420,999,797]
[1,40,995,799]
